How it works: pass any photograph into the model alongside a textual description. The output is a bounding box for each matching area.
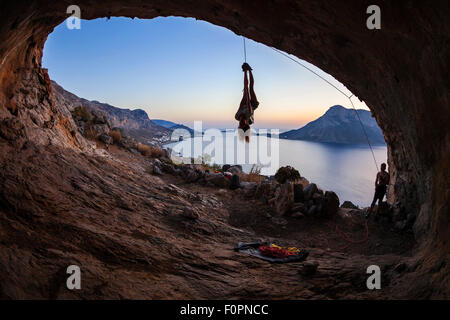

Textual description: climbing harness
[325,218,370,251]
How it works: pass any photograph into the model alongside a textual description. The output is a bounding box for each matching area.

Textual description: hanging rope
[243,37,247,62]
[268,46,379,171]
[348,95,379,172]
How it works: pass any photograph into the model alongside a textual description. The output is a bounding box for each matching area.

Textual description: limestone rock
[303,183,318,201]
[320,191,340,218]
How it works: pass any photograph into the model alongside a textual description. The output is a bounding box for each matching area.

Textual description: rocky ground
[0,137,418,299]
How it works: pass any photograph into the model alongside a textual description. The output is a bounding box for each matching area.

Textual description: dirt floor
[0,142,418,299]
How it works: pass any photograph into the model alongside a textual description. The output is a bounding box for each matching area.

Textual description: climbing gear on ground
[234,241,309,263]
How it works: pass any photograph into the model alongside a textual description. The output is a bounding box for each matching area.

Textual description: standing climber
[366,163,390,218]
[235,63,259,142]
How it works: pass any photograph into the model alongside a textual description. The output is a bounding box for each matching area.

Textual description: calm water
[165,134,387,207]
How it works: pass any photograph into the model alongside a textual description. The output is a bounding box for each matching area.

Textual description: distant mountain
[280,105,386,145]
[152,119,194,135]
[152,120,178,128]
[51,81,172,144]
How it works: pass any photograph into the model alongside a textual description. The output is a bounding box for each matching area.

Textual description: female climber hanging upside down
[235,63,259,142]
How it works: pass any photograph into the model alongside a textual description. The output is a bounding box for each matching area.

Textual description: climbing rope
[268,46,379,171]
[243,37,247,63]
[326,219,370,251]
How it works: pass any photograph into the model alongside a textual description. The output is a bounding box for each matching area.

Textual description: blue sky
[43,17,369,130]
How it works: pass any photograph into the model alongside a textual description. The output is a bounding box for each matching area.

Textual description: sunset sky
[43,17,369,130]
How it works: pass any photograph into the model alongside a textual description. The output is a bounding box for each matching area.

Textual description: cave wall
[0,0,449,291]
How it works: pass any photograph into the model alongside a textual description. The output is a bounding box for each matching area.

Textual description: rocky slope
[51,81,172,145]
[281,105,385,144]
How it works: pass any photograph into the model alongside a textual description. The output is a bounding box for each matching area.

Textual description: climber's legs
[248,70,258,105]
[239,71,250,108]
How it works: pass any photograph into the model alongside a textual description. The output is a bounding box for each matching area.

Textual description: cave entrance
[43,16,386,208]
[0,1,448,298]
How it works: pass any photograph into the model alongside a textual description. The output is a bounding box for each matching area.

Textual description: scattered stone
[274,166,301,184]
[185,169,201,183]
[341,201,358,209]
[228,165,243,174]
[272,182,294,216]
[152,165,163,175]
[293,183,304,202]
[160,162,176,174]
[299,261,319,276]
[98,132,113,145]
[303,183,318,201]
[254,181,276,202]
[321,191,340,217]
[229,174,241,190]
[312,192,323,203]
[307,205,317,216]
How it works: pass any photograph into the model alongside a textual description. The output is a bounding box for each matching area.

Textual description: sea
[165,133,387,207]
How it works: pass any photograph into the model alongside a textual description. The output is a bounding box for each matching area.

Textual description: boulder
[303,183,318,201]
[312,192,323,204]
[341,201,359,209]
[274,166,301,184]
[90,123,110,138]
[272,182,294,216]
[160,162,176,174]
[187,170,202,183]
[152,165,163,175]
[98,132,113,145]
[229,174,241,190]
[293,183,304,202]
[205,173,228,188]
[255,181,276,202]
[321,191,340,217]
[307,205,317,216]
[228,165,243,174]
